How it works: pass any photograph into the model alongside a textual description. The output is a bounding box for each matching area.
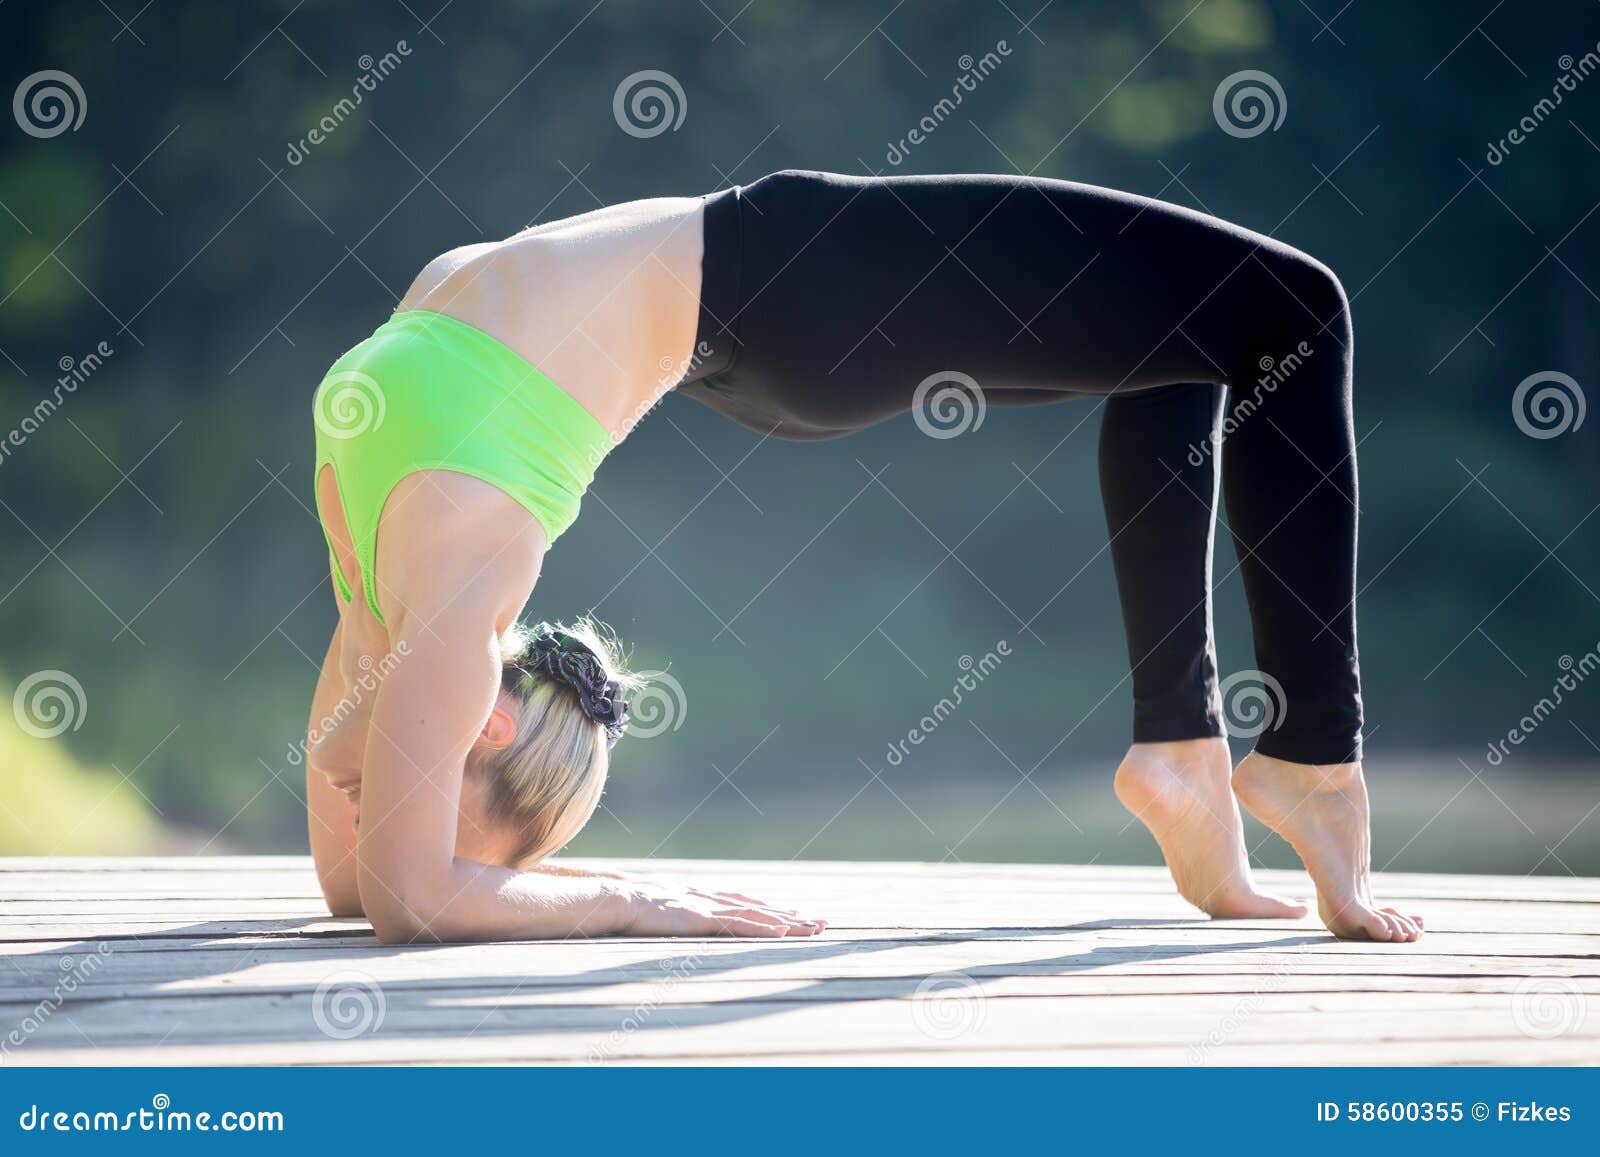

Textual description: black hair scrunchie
[523,623,629,747]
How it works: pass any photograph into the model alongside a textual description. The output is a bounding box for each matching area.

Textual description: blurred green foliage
[0,673,162,855]
[0,1,1595,868]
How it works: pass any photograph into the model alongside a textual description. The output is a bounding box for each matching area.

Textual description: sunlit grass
[0,678,162,856]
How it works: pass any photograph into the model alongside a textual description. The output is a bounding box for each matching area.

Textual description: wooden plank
[2,938,1596,1001]
[6,923,1595,955]
[0,900,333,916]
[3,857,1597,902]
[3,992,1594,1065]
[1,856,1596,1066]
[0,857,311,872]
[6,895,1600,940]
[16,1035,1599,1067]
[6,893,1599,933]
[3,973,1597,1009]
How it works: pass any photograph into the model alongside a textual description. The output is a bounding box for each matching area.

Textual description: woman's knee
[1253,244,1351,353]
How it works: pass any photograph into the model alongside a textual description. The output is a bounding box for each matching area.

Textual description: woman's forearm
[305,623,363,916]
[366,857,626,943]
[308,761,363,917]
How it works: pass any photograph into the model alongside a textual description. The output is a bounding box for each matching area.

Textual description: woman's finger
[693,888,793,912]
[706,914,788,938]
[730,898,803,918]
[715,905,789,929]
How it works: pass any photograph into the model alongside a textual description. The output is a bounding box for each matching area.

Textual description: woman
[307,170,1421,944]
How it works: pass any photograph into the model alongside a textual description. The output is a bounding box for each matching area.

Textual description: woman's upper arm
[354,603,504,935]
[353,476,545,938]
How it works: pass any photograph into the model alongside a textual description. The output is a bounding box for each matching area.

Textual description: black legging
[680,170,1361,766]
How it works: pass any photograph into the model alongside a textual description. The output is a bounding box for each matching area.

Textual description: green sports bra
[312,310,615,625]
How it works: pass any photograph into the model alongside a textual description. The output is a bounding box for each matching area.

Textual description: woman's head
[466,617,640,868]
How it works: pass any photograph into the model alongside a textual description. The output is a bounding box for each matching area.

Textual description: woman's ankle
[1126,736,1230,768]
[1240,749,1363,787]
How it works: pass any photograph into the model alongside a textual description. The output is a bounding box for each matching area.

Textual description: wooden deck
[2,857,1596,1065]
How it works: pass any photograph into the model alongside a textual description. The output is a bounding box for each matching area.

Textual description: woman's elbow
[316,873,365,919]
[324,894,365,920]
[367,908,435,944]
[364,895,449,944]
[359,873,453,944]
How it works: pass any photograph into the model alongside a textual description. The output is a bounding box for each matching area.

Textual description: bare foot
[1114,739,1309,920]
[1233,751,1423,942]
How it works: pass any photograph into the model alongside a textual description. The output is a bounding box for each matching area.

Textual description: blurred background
[1,0,1596,876]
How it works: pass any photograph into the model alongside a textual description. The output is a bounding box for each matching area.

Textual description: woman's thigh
[732,171,1308,431]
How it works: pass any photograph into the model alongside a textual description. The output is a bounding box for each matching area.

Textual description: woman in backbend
[305,169,1421,945]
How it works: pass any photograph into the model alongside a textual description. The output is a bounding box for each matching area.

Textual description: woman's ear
[480,701,518,749]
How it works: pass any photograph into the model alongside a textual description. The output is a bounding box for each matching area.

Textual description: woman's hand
[616,880,826,937]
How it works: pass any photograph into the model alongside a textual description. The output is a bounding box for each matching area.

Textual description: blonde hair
[469,617,641,868]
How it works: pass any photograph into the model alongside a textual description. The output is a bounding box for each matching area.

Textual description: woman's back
[398,195,708,431]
